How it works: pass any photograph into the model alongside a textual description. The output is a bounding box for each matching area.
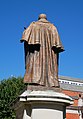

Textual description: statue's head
[38,14,47,20]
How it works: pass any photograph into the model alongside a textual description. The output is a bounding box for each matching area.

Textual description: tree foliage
[0,76,25,119]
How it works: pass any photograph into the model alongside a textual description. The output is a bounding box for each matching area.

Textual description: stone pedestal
[14,88,73,119]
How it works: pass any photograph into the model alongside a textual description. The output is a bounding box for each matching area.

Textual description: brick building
[59,76,83,119]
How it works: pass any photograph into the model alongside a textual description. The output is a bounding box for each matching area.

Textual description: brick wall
[62,90,83,119]
[66,113,79,119]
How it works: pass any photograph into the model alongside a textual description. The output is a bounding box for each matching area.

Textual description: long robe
[21,19,64,87]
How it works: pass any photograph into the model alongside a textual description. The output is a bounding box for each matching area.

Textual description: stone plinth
[15,89,73,119]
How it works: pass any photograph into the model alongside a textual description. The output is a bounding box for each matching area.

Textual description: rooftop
[59,76,83,92]
[59,76,83,83]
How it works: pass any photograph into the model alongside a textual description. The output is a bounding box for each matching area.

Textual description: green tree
[0,76,26,119]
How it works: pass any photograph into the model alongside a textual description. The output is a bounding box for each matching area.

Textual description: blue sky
[0,0,83,80]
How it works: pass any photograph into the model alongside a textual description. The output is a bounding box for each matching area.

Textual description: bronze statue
[20,14,64,87]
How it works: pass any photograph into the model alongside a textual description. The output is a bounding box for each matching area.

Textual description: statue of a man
[21,14,64,87]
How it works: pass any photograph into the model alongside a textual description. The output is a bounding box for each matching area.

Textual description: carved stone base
[14,89,73,119]
[26,85,62,92]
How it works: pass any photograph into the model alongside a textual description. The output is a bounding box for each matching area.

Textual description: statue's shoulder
[50,23,56,28]
[30,21,39,27]
[49,23,58,31]
[30,21,36,26]
[30,21,43,27]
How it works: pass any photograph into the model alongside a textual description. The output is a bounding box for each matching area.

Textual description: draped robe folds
[21,19,64,87]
